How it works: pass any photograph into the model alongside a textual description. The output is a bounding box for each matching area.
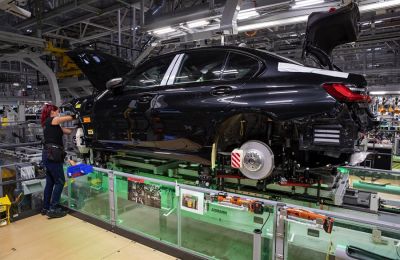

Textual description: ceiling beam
[70,26,131,43]
[78,4,102,14]
[15,0,95,29]
[43,1,140,35]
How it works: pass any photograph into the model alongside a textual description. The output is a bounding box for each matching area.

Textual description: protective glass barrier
[64,170,110,222]
[114,174,178,246]
[338,166,400,201]
[284,213,400,260]
[59,166,399,260]
[178,186,275,260]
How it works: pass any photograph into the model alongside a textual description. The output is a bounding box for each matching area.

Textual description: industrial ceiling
[0,0,399,99]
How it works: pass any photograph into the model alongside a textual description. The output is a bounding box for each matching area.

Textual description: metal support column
[220,0,241,35]
[131,5,136,60]
[274,204,286,260]
[108,170,116,228]
[117,9,121,57]
[67,176,72,208]
[176,184,182,247]
[253,228,262,260]
[140,0,145,26]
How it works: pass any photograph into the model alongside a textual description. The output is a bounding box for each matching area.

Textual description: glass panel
[174,51,226,84]
[338,166,400,201]
[222,52,260,81]
[65,170,110,222]
[125,55,174,89]
[179,188,274,260]
[115,176,178,245]
[60,166,69,206]
[284,214,400,260]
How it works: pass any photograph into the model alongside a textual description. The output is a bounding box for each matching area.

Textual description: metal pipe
[117,9,122,49]
[108,170,116,227]
[131,5,136,58]
[140,0,145,25]
[252,229,262,260]
[353,180,400,195]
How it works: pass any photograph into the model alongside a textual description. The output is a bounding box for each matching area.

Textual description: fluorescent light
[359,0,400,12]
[152,27,176,35]
[292,0,324,8]
[375,20,383,23]
[237,9,260,20]
[370,91,400,95]
[238,15,308,32]
[370,91,387,95]
[187,20,210,28]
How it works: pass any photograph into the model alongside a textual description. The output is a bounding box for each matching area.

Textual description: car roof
[142,45,302,66]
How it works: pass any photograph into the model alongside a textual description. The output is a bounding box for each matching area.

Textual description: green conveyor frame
[352,180,400,195]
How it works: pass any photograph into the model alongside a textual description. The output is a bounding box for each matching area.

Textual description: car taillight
[323,83,371,103]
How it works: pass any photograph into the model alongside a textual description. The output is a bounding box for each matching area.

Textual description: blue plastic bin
[66,164,93,178]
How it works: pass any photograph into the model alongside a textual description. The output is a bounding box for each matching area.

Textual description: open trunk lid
[303,3,360,67]
[67,49,133,92]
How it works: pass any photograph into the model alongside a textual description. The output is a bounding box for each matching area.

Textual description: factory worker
[40,103,75,218]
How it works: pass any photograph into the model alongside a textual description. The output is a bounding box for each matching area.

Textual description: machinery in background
[0,161,45,221]
[45,42,83,79]
[0,194,11,226]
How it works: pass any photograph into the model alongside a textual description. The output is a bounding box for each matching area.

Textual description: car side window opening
[174,51,227,84]
[222,52,261,81]
[124,56,174,89]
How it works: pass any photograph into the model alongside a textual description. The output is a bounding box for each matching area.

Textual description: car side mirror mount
[106,77,123,90]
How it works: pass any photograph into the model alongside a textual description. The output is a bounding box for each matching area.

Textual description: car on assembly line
[66,3,374,181]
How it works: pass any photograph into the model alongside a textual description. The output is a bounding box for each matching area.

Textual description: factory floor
[0,214,176,260]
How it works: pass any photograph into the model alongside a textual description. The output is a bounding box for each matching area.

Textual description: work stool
[0,195,11,227]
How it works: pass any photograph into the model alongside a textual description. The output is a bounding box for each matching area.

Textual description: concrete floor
[0,214,176,260]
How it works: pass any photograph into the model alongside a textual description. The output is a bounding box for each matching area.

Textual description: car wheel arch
[212,112,277,152]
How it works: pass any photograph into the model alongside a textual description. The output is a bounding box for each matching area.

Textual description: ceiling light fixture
[370,91,400,95]
[187,20,210,28]
[292,0,324,9]
[359,0,400,12]
[152,27,176,35]
[238,15,309,32]
[237,8,260,20]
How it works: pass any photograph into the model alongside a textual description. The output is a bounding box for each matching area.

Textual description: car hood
[67,49,133,92]
[304,3,360,57]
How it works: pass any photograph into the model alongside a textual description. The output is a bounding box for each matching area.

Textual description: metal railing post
[274,203,286,260]
[252,228,262,260]
[176,184,182,247]
[67,177,72,208]
[108,170,116,228]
